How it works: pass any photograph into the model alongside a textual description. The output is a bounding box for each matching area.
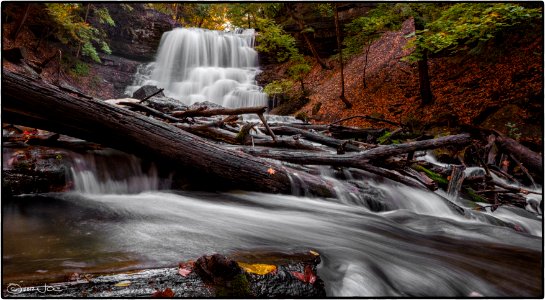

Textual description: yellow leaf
[309,250,320,256]
[114,280,131,287]
[267,168,276,175]
[237,262,277,275]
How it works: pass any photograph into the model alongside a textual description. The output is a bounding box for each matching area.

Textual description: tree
[287,55,312,95]
[44,3,114,63]
[10,3,31,41]
[344,4,409,90]
[334,3,352,109]
[254,17,299,63]
[403,3,542,105]
[284,3,331,70]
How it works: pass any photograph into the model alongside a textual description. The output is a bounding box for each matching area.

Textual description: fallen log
[495,134,543,176]
[118,101,181,123]
[328,125,386,141]
[270,126,361,152]
[2,70,336,197]
[243,133,472,168]
[175,123,320,150]
[171,106,267,118]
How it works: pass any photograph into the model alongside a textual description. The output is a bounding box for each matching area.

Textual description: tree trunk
[75,3,91,59]
[271,126,361,152]
[363,41,371,89]
[10,3,31,41]
[414,19,433,105]
[2,70,337,197]
[243,133,472,169]
[495,135,543,176]
[285,4,330,70]
[334,3,352,109]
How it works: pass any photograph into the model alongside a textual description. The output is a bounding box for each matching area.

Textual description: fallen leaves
[178,261,195,277]
[152,287,175,298]
[113,280,131,287]
[291,265,317,284]
[237,262,277,275]
[267,167,276,175]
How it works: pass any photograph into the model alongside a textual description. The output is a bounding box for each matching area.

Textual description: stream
[3,26,543,297]
[2,150,542,297]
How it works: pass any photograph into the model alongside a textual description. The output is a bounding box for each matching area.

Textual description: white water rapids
[125,28,268,108]
[3,151,542,297]
[3,27,543,297]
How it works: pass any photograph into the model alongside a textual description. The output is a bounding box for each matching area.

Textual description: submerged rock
[3,251,326,298]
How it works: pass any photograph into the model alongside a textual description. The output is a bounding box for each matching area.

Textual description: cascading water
[3,149,542,297]
[125,28,268,108]
[68,149,168,194]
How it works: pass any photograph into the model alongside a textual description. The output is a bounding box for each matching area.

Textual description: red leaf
[291,271,306,282]
[305,265,317,284]
[178,268,192,277]
[291,265,317,284]
[178,261,194,277]
[152,287,175,298]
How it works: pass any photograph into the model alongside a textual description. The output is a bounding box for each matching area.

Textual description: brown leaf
[152,287,175,298]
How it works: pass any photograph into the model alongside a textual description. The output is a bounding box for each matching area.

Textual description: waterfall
[125,28,268,108]
[69,149,168,194]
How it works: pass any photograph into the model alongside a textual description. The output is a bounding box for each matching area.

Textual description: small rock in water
[132,85,164,100]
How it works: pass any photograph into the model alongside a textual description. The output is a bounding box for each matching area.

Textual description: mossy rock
[215,273,252,297]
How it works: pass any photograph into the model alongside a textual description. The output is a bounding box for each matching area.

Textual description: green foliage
[505,122,522,141]
[407,3,542,60]
[120,4,133,12]
[263,79,294,96]
[255,18,299,62]
[344,4,410,57]
[94,7,115,26]
[226,3,282,29]
[70,61,90,77]
[316,3,334,17]
[45,3,114,63]
[288,60,312,83]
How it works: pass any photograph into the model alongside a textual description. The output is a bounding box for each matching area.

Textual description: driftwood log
[243,133,472,168]
[2,70,336,197]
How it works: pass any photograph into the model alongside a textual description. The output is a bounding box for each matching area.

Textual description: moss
[377,131,392,145]
[411,164,449,185]
[215,273,252,297]
[465,188,488,203]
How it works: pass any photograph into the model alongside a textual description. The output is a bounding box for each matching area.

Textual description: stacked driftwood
[3,70,542,213]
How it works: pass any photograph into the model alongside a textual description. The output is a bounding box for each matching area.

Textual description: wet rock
[3,251,326,298]
[194,254,243,284]
[147,96,188,113]
[130,85,188,112]
[189,101,225,110]
[99,4,176,62]
[2,146,71,195]
[93,54,141,98]
[132,85,164,100]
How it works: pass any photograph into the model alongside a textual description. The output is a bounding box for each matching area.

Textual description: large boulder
[100,4,177,62]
